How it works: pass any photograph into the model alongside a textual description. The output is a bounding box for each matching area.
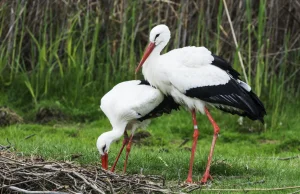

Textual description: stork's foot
[185,177,193,184]
[200,172,213,184]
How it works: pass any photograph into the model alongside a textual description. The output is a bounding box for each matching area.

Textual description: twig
[0,144,11,151]
[6,138,12,147]
[222,0,249,84]
[25,134,36,140]
[7,186,69,194]
[178,138,189,148]
[1,155,26,165]
[278,155,299,160]
[0,178,43,189]
[71,171,105,194]
[67,174,78,187]
[42,178,78,194]
[185,184,202,193]
[10,164,45,173]
[105,178,115,194]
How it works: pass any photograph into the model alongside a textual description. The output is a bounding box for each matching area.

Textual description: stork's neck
[106,120,127,142]
[151,42,167,58]
[106,129,124,142]
[143,42,167,71]
[112,120,127,136]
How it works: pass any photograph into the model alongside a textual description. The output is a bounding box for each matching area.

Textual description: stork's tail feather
[233,79,266,123]
[233,81,266,123]
[213,81,267,123]
[246,90,266,123]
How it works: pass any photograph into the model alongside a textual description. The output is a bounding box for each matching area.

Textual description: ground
[0,108,300,193]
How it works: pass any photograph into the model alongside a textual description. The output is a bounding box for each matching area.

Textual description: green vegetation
[0,108,300,192]
[0,1,299,128]
[0,0,300,192]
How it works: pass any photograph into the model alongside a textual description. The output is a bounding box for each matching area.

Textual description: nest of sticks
[0,149,171,194]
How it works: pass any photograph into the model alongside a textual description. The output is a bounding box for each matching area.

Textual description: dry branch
[7,186,69,194]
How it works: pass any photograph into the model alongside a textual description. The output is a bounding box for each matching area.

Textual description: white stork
[135,24,266,183]
[97,80,179,172]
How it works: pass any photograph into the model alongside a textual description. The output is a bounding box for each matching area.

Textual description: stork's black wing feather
[138,95,180,121]
[185,79,266,122]
[211,54,240,79]
[138,80,180,121]
[138,80,151,86]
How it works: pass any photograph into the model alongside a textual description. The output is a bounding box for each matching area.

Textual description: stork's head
[149,24,171,46]
[135,24,170,73]
[96,132,113,170]
[96,130,124,170]
[97,132,112,155]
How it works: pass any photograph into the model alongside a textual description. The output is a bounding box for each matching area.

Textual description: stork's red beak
[101,153,108,170]
[135,42,155,74]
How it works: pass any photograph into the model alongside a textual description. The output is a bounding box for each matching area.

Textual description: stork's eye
[155,34,160,40]
[102,145,107,153]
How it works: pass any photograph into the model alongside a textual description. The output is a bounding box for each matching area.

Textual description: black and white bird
[135,24,266,183]
[97,80,179,172]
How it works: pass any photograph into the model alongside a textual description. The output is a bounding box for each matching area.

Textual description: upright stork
[135,24,266,183]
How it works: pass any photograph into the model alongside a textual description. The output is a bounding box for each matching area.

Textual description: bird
[135,24,266,184]
[97,80,179,172]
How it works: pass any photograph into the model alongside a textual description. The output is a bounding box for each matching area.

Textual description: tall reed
[0,0,299,129]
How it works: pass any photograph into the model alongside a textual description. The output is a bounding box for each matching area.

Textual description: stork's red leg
[123,133,135,173]
[186,109,199,183]
[200,107,220,184]
[111,131,129,172]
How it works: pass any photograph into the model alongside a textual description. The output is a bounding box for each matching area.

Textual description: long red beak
[135,42,155,74]
[101,153,108,170]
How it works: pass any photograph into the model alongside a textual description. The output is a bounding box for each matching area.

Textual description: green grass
[1,108,299,193]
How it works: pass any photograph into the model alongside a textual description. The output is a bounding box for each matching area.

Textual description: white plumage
[161,46,214,68]
[97,80,164,155]
[101,80,164,128]
[142,48,232,113]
